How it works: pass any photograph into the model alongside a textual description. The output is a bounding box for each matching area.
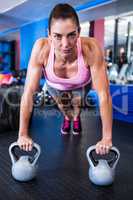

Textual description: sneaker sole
[61,128,70,135]
[72,131,80,135]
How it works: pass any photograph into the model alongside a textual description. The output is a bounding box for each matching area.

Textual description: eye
[68,33,76,39]
[54,34,62,40]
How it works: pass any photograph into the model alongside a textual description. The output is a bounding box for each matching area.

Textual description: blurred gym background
[1,0,133,131]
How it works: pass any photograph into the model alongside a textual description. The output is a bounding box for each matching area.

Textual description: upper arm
[88,38,110,101]
[24,39,45,94]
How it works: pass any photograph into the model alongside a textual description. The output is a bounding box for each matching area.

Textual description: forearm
[19,91,34,136]
[99,94,112,140]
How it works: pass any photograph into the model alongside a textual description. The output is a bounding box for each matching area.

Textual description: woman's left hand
[95,138,112,155]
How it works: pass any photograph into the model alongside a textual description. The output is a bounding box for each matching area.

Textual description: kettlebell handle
[9,142,18,164]
[86,145,120,169]
[9,142,41,165]
[110,146,120,169]
[32,143,41,166]
[86,145,96,168]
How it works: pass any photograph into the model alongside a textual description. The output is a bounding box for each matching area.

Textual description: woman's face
[49,18,80,58]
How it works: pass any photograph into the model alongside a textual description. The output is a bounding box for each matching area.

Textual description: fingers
[17,137,33,152]
[96,143,112,155]
[20,142,33,151]
[25,143,32,152]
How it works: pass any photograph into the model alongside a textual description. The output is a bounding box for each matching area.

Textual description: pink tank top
[43,37,91,90]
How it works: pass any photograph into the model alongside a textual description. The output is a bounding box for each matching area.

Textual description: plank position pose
[17,4,112,155]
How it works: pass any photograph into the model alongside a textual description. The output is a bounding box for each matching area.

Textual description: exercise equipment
[33,90,55,107]
[86,145,120,186]
[86,90,99,108]
[109,52,133,85]
[108,64,119,83]
[116,64,129,84]
[33,88,56,108]
[126,63,133,83]
[33,90,45,107]
[0,86,23,133]
[9,142,41,182]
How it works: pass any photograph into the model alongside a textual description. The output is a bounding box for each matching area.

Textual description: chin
[62,53,71,58]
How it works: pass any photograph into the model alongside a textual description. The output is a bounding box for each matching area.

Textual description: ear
[77,26,81,38]
[48,29,52,41]
[78,26,81,34]
[47,29,50,37]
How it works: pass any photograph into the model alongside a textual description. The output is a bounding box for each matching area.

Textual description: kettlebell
[9,142,41,182]
[86,145,120,186]
[33,90,44,107]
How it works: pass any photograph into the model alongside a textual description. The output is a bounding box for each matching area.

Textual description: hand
[95,138,112,155]
[17,135,33,151]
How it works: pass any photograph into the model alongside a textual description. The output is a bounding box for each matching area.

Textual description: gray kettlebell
[9,142,41,182]
[86,145,120,186]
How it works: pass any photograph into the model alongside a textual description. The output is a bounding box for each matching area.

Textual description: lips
[62,49,71,54]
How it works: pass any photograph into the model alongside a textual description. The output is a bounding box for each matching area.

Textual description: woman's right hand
[17,135,33,151]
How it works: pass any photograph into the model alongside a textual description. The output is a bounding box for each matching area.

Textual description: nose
[61,37,69,48]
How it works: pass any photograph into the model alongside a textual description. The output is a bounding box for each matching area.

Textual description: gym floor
[0,106,133,200]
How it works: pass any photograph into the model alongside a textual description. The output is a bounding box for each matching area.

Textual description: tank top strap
[77,37,87,68]
[77,37,82,57]
[46,41,54,68]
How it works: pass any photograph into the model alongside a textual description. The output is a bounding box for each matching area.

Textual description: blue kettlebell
[9,142,41,182]
[86,145,120,186]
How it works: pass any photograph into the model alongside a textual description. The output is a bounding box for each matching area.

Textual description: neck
[55,47,77,64]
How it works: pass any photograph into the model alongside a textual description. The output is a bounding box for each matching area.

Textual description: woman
[17,4,112,155]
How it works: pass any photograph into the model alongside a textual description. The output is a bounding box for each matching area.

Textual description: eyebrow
[53,31,77,36]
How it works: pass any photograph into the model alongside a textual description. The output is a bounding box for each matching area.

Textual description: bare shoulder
[80,37,104,66]
[33,38,49,48]
[81,37,101,50]
[32,38,50,66]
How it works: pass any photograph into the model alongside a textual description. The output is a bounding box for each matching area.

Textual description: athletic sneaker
[73,116,81,135]
[61,118,71,135]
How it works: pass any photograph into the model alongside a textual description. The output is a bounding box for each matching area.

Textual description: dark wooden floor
[0,107,133,200]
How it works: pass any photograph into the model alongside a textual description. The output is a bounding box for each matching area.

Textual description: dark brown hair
[48,4,80,33]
